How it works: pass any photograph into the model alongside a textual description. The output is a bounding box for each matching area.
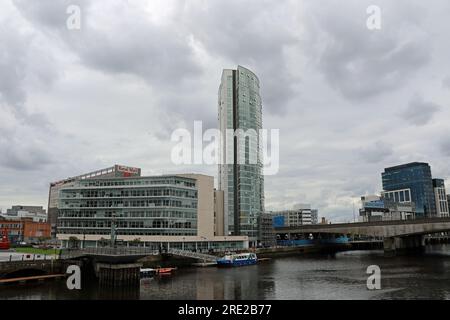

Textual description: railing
[167,248,218,262]
[60,247,160,259]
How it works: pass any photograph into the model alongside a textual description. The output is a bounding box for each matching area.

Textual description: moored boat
[140,268,156,278]
[155,267,177,275]
[216,252,258,267]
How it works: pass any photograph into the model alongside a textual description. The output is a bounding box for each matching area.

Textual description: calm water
[1,245,450,300]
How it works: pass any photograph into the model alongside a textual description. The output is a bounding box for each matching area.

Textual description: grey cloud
[440,138,450,157]
[402,96,440,126]
[303,0,431,101]
[359,141,393,164]
[178,0,299,114]
[0,125,54,171]
[443,77,450,89]
[14,0,203,88]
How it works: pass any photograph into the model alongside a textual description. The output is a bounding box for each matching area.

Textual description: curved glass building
[218,66,265,246]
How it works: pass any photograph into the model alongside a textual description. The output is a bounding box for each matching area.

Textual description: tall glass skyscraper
[218,66,264,246]
[382,162,436,217]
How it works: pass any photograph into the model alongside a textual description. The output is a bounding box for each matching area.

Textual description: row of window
[61,199,197,209]
[59,220,194,229]
[58,229,197,236]
[81,179,196,188]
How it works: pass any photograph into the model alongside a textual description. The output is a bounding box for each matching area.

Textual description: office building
[433,179,449,217]
[359,195,415,222]
[3,205,47,222]
[448,195,450,215]
[48,165,141,238]
[271,205,317,227]
[218,66,265,246]
[382,162,436,217]
[56,173,248,250]
[258,213,276,248]
[311,209,319,225]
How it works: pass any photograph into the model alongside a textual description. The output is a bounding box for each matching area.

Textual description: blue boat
[217,252,258,267]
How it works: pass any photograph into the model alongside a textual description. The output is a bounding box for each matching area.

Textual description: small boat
[140,268,156,278]
[216,252,258,267]
[155,267,177,275]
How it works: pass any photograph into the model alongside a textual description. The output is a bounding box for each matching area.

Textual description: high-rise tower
[218,66,265,246]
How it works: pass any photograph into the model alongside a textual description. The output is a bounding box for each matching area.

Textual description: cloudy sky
[1,0,449,222]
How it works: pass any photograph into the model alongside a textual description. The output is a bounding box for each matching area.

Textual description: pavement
[0,251,58,262]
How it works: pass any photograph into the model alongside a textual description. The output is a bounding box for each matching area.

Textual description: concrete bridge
[0,259,64,279]
[275,218,450,254]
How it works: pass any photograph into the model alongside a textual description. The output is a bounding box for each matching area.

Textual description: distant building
[258,213,276,248]
[382,162,436,217]
[448,195,450,215]
[3,205,47,222]
[433,179,449,218]
[272,204,318,227]
[359,195,415,222]
[0,217,51,244]
[48,165,141,238]
[311,209,319,225]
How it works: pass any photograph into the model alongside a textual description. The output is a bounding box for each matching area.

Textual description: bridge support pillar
[383,235,425,255]
[96,263,142,287]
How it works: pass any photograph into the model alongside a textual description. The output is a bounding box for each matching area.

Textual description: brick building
[0,217,51,244]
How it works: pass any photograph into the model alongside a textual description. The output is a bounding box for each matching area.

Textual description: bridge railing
[60,247,160,259]
[167,248,218,262]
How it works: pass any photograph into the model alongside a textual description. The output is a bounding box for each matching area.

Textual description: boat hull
[216,259,258,267]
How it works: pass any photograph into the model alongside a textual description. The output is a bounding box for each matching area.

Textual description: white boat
[216,252,258,267]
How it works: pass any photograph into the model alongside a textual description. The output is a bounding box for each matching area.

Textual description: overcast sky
[1,0,449,222]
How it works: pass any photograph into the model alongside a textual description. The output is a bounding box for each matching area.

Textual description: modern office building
[3,205,47,222]
[433,179,449,217]
[218,66,265,246]
[382,162,436,217]
[311,209,319,225]
[56,173,248,250]
[258,213,276,247]
[359,195,415,222]
[271,205,316,227]
[448,195,450,215]
[48,165,141,238]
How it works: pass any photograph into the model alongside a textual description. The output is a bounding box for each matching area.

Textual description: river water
[1,245,450,300]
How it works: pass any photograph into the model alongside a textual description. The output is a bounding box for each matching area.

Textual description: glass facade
[218,66,265,244]
[382,162,436,217]
[433,179,449,217]
[57,176,199,237]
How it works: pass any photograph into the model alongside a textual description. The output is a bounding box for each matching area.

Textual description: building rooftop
[384,162,430,172]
